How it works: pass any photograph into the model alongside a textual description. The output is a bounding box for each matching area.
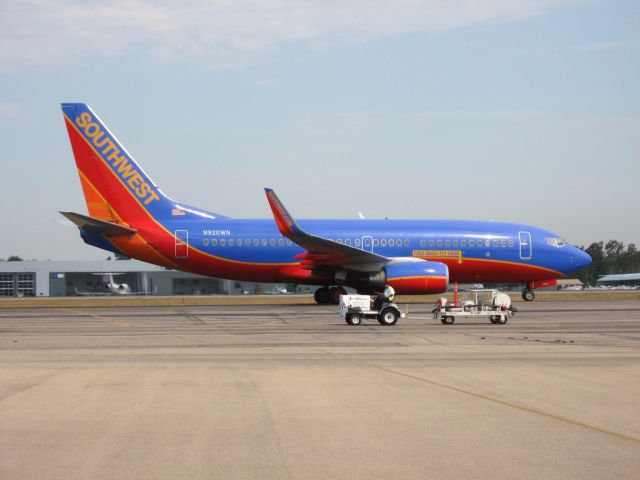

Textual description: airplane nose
[576,249,592,269]
[568,247,592,272]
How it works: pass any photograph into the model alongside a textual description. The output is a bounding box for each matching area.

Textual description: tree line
[577,241,640,285]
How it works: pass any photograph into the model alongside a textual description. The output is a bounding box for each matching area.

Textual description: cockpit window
[546,237,567,247]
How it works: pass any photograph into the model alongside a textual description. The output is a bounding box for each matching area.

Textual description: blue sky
[0,0,638,260]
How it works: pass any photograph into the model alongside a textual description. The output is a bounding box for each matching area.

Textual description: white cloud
[0,0,575,71]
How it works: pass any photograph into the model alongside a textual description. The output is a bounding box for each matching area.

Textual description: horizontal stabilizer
[60,211,137,236]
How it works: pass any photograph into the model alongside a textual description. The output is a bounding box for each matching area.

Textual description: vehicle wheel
[442,315,455,325]
[314,287,331,304]
[522,289,535,302]
[489,316,500,324]
[346,314,362,326]
[329,286,347,305]
[378,307,399,326]
[498,315,507,324]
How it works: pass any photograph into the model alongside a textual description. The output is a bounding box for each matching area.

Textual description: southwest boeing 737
[60,103,591,304]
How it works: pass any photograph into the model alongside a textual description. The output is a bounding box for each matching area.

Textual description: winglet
[264,188,304,238]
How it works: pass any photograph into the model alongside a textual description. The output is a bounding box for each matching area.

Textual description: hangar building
[0,260,286,297]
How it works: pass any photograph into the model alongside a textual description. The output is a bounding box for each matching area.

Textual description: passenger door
[174,230,189,258]
[519,231,532,260]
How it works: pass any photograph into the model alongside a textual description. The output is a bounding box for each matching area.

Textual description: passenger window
[453,240,458,247]
[355,239,361,247]
[508,240,514,247]
[337,239,343,244]
[286,240,292,246]
[278,239,284,246]
[373,239,379,246]
[501,240,507,247]
[492,240,498,248]
[381,239,387,247]
[237,239,242,247]
[269,239,275,246]
[220,239,226,246]
[420,239,426,247]
[389,239,395,247]
[461,240,466,247]
[203,238,209,246]
[245,239,251,246]
[404,239,410,247]
[211,239,218,246]
[261,239,267,246]
[469,240,475,247]
[253,239,259,246]
[437,240,442,247]
[345,239,351,246]
[429,240,435,247]
[485,240,491,248]
[445,240,451,247]
[228,239,235,246]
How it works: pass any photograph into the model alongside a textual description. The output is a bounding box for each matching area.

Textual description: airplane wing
[73,287,113,296]
[60,211,137,236]
[264,188,389,271]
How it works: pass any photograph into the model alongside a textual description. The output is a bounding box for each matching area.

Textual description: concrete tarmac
[1,301,639,479]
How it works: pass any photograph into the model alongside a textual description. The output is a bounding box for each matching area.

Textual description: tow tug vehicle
[339,286,405,326]
[433,289,517,325]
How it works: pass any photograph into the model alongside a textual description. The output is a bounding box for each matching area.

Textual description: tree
[7,255,23,261]
[576,240,640,285]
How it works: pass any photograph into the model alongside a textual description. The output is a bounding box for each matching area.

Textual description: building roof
[598,273,640,283]
[0,260,168,273]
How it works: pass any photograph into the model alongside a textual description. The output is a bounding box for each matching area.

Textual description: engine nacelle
[385,261,449,294]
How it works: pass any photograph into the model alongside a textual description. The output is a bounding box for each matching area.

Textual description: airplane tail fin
[61,103,226,226]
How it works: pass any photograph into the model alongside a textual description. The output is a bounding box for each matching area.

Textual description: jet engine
[331,260,449,295]
[384,261,449,294]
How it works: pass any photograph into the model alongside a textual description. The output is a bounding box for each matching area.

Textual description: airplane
[74,273,155,296]
[59,103,592,305]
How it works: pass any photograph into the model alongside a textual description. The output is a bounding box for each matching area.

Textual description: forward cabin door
[175,230,189,258]
[518,231,532,260]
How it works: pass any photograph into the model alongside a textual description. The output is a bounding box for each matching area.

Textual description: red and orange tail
[61,103,173,228]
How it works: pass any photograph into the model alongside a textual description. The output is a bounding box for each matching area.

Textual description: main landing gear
[314,286,347,305]
[522,289,535,302]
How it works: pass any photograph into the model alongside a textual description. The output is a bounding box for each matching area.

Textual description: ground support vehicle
[339,294,406,326]
[432,290,517,325]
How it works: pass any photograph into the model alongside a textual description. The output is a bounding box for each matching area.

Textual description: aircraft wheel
[522,289,535,302]
[346,314,362,326]
[442,316,455,325]
[330,286,347,305]
[314,287,331,304]
[489,316,500,324]
[378,308,399,326]
[497,315,508,324]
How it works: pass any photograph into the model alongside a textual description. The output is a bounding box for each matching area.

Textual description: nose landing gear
[522,289,535,302]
